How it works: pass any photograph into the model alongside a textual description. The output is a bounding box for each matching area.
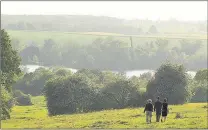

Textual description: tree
[190,69,208,102]
[139,72,153,80]
[1,29,21,90]
[1,29,21,120]
[101,78,141,109]
[146,63,190,104]
[194,69,208,82]
[13,68,53,96]
[190,80,208,103]
[148,25,158,34]
[20,45,40,64]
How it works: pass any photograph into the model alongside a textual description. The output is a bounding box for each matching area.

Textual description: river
[20,65,196,78]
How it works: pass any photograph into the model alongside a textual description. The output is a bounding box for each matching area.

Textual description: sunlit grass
[2,96,207,128]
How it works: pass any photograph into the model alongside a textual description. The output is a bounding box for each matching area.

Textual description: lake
[20,64,196,78]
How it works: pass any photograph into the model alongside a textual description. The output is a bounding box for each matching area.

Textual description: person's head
[164,98,167,103]
[157,96,160,100]
[147,99,152,103]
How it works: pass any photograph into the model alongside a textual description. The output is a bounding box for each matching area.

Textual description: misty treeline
[1,15,207,34]
[14,37,207,71]
[13,64,208,116]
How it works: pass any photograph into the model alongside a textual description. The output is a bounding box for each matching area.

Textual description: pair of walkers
[144,97,168,124]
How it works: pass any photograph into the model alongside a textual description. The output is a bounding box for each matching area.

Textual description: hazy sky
[1,1,207,21]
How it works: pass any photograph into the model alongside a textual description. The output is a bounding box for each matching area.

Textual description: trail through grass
[2,96,207,128]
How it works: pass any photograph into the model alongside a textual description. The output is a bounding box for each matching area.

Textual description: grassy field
[2,96,207,129]
[7,30,207,51]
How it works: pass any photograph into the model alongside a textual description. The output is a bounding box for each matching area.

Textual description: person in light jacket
[144,99,153,124]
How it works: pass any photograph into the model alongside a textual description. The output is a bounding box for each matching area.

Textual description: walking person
[154,96,162,122]
[144,99,153,124]
[161,98,168,122]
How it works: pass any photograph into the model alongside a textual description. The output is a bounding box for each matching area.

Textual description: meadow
[2,96,207,129]
[7,30,207,50]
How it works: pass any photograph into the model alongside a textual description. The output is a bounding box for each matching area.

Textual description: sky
[1,1,207,21]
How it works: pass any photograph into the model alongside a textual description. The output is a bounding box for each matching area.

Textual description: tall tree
[1,29,21,120]
[146,63,190,104]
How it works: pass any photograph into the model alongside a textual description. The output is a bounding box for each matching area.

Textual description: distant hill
[1,15,207,34]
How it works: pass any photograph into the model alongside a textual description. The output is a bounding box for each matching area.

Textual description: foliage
[1,29,21,91]
[44,68,146,115]
[146,63,190,104]
[194,69,208,81]
[1,29,21,120]
[13,68,54,96]
[44,74,95,115]
[13,90,33,106]
[101,78,142,109]
[139,72,153,80]
[1,87,12,120]
[8,33,207,71]
[189,70,208,103]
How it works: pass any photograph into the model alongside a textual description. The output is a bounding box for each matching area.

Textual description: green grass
[2,96,207,128]
[7,30,130,47]
[7,30,207,51]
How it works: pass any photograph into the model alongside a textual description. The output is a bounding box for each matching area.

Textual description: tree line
[16,37,207,71]
[2,15,207,34]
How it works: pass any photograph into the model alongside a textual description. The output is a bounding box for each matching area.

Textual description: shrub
[14,90,33,106]
[1,87,12,120]
[44,75,95,115]
[44,71,143,116]
[13,68,54,96]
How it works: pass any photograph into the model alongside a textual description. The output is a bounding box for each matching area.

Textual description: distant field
[2,96,207,129]
[7,30,207,50]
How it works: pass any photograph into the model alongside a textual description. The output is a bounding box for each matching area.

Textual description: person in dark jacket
[154,96,162,122]
[161,98,168,122]
[144,99,153,124]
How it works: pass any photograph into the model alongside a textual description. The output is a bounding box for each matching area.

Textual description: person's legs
[149,112,152,123]
[146,112,149,123]
[161,116,163,122]
[164,116,166,122]
[156,114,160,122]
[156,113,158,122]
[146,111,152,123]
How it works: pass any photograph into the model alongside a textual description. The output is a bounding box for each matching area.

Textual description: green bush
[44,75,95,115]
[13,68,54,96]
[1,87,12,120]
[44,70,144,115]
[14,90,33,106]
